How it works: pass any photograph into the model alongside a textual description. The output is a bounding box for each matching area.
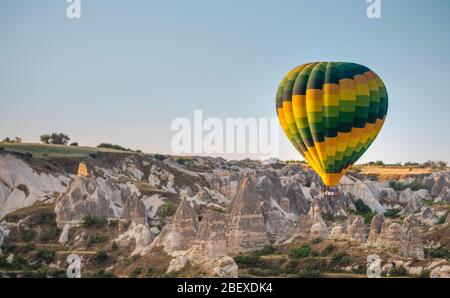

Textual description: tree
[2,137,22,144]
[70,142,79,147]
[40,134,51,144]
[374,160,385,166]
[438,161,447,169]
[49,133,70,145]
[40,133,70,145]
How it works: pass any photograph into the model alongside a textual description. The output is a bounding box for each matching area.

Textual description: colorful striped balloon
[276,62,388,186]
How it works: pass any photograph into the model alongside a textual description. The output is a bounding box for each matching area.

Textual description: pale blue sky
[1,0,449,163]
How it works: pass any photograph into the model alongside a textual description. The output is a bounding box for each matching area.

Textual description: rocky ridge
[1,151,450,277]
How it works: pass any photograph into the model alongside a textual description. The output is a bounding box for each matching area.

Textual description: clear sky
[1,0,449,163]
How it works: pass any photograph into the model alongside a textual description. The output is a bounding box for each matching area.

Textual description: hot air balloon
[276,62,388,194]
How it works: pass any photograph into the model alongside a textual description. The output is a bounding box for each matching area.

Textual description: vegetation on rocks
[82,215,107,229]
[384,208,401,218]
[157,202,176,218]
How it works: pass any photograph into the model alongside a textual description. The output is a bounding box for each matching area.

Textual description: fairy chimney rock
[77,162,89,177]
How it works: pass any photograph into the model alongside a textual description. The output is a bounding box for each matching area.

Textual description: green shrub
[389,181,408,191]
[20,227,36,242]
[285,259,299,274]
[252,245,276,256]
[22,243,35,253]
[425,247,450,260]
[329,252,352,268]
[289,245,311,260]
[97,143,128,151]
[87,235,108,247]
[384,208,401,219]
[176,157,193,166]
[82,215,107,228]
[390,265,409,277]
[0,255,8,268]
[10,254,28,270]
[40,225,61,243]
[130,267,143,278]
[355,199,371,215]
[233,255,263,268]
[351,265,366,275]
[302,257,329,271]
[36,250,55,264]
[248,268,282,277]
[94,250,109,263]
[210,206,225,213]
[364,211,377,225]
[419,269,430,278]
[322,212,335,222]
[409,180,427,191]
[153,154,166,161]
[321,244,336,256]
[157,202,176,218]
[438,212,448,225]
[297,269,323,278]
[311,238,322,244]
[93,269,116,278]
[111,242,119,251]
[31,209,57,225]
[108,220,119,228]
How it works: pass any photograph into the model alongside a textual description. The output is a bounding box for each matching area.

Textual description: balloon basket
[322,186,340,197]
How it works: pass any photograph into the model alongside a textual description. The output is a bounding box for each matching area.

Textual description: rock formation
[329,224,347,240]
[399,188,415,204]
[167,210,238,277]
[346,216,366,243]
[0,150,445,277]
[431,175,446,197]
[401,215,424,259]
[367,213,384,244]
[435,187,450,203]
[200,256,239,278]
[0,223,10,250]
[55,176,122,226]
[339,176,386,213]
[120,193,147,226]
[419,207,439,225]
[309,199,329,240]
[0,153,70,219]
[225,173,269,254]
[115,222,155,255]
[375,216,424,259]
[309,213,329,240]
[77,162,89,177]
[291,214,313,239]
[402,194,423,214]
[189,210,227,258]
[376,220,403,249]
[151,199,199,255]
[380,188,398,202]
[257,170,309,243]
[414,189,431,201]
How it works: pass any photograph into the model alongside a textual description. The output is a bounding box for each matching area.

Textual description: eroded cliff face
[225,173,269,254]
[151,198,199,255]
[0,154,70,219]
[55,176,122,226]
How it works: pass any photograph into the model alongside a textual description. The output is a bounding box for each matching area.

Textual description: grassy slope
[0,143,134,158]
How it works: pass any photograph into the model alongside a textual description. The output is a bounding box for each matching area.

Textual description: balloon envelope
[276,62,388,186]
